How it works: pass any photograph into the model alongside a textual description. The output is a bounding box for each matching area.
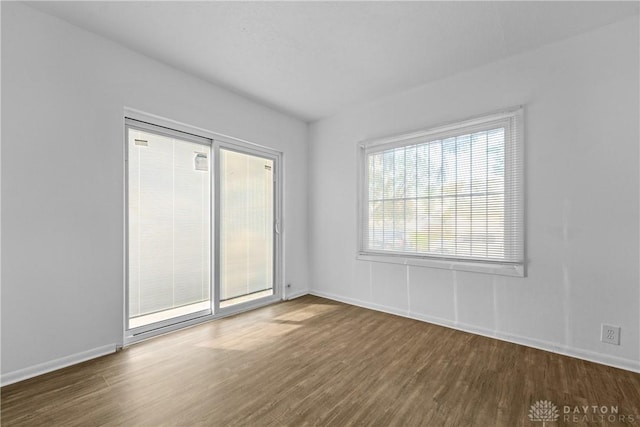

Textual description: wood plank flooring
[2,295,640,426]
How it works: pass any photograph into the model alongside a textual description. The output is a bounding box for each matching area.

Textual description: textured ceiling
[27,1,640,122]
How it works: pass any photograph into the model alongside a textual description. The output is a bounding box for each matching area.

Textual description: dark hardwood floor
[2,295,639,426]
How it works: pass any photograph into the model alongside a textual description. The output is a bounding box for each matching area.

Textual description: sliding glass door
[126,117,280,340]
[219,148,275,308]
[126,121,212,330]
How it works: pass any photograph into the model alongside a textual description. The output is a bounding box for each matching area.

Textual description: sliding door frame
[123,109,283,345]
[214,139,282,317]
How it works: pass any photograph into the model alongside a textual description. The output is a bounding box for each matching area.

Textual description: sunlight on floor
[196,321,301,351]
[274,303,338,322]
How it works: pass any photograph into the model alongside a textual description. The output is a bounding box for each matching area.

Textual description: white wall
[1,3,308,381]
[309,16,640,372]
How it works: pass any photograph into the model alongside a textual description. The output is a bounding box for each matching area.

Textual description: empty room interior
[2,1,640,426]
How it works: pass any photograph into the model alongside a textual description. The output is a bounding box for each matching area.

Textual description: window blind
[361,108,523,266]
[127,123,211,319]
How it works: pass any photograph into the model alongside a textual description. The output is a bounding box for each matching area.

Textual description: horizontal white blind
[220,149,274,301]
[127,123,211,318]
[362,109,523,264]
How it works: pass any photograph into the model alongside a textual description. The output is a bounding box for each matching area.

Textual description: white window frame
[357,107,525,277]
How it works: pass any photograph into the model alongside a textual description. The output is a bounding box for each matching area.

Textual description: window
[358,107,524,276]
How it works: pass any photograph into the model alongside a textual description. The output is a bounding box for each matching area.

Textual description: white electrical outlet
[601,324,620,345]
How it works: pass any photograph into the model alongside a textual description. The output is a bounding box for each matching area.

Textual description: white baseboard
[309,290,640,374]
[284,289,309,300]
[1,344,117,387]
[3,292,637,387]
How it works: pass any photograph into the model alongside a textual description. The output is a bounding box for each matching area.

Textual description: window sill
[357,253,525,277]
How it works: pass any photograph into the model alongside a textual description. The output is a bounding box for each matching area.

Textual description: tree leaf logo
[529,400,559,426]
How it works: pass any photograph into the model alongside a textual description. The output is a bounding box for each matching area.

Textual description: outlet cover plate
[601,324,620,345]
